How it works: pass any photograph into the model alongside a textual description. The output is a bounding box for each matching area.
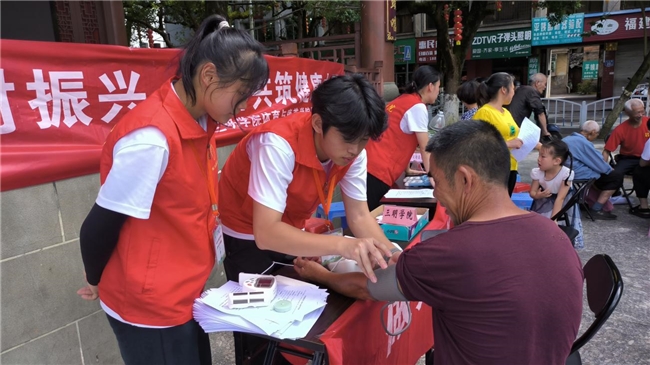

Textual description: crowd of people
[74,14,648,365]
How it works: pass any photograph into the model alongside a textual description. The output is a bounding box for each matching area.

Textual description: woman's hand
[338,238,391,283]
[77,283,99,301]
[507,138,524,149]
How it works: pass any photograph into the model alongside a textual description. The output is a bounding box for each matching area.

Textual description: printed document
[511,117,540,162]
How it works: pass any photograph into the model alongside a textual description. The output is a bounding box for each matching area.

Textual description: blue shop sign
[532,13,585,46]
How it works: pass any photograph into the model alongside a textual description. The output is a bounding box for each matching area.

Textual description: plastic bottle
[429,111,446,133]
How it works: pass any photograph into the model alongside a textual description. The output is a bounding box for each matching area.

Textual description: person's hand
[538,187,552,199]
[339,238,391,283]
[388,251,402,266]
[294,257,330,282]
[77,283,99,301]
[509,138,524,149]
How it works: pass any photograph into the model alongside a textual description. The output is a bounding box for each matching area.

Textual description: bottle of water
[429,111,445,134]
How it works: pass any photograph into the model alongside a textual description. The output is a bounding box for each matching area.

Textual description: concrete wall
[1,144,237,364]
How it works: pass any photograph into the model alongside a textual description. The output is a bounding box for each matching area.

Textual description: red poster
[583,9,650,42]
[0,39,343,191]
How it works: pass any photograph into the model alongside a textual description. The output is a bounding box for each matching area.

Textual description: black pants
[366,172,392,212]
[508,170,518,197]
[106,315,211,365]
[633,165,650,199]
[223,234,293,365]
[594,170,625,192]
[613,155,640,176]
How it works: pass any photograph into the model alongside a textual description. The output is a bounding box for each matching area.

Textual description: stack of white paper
[383,189,434,199]
[193,276,329,340]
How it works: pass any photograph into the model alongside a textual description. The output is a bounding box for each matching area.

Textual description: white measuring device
[227,274,278,309]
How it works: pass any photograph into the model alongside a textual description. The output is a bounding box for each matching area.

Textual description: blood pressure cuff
[367,265,408,302]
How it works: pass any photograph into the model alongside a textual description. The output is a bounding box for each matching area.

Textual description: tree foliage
[123,1,228,48]
[404,1,583,123]
[123,0,360,47]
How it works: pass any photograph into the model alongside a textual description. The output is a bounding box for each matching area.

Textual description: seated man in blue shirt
[563,120,623,219]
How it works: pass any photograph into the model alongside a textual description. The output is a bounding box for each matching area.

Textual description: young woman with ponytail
[473,72,523,196]
[77,15,269,364]
[365,65,441,210]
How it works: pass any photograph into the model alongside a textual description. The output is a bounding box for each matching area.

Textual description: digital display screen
[255,278,274,288]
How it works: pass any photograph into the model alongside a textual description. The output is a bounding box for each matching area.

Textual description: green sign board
[394,38,416,65]
[582,60,599,79]
[528,57,539,82]
[470,28,531,60]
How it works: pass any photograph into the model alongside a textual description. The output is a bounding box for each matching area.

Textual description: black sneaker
[589,209,617,220]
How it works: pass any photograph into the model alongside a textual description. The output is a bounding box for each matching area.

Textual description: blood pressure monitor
[227,274,278,309]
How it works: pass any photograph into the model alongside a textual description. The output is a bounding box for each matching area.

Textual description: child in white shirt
[530,139,575,218]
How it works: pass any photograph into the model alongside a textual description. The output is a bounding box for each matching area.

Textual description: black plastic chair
[566,254,624,365]
[572,179,596,222]
[551,179,595,246]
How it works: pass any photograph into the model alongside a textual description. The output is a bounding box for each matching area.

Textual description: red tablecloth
[284,204,452,364]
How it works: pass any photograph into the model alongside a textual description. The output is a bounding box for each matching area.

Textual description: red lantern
[453,9,463,45]
[496,1,502,11]
[444,4,450,22]
[146,29,154,48]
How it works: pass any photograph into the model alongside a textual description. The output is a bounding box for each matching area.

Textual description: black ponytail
[405,65,440,94]
[177,14,269,107]
[477,72,514,106]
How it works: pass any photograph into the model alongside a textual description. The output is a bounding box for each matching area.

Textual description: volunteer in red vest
[219,74,397,284]
[76,15,269,365]
[365,66,441,210]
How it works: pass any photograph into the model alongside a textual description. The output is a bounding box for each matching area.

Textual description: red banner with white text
[0,39,343,192]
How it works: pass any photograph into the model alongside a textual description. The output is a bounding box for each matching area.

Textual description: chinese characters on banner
[532,13,585,46]
[0,39,343,191]
[471,28,532,59]
[582,60,599,79]
[386,0,397,41]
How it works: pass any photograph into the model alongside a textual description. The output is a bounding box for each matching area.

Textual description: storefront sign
[415,36,468,64]
[528,57,540,82]
[394,38,416,65]
[532,13,584,46]
[471,28,532,59]
[386,0,397,41]
[582,60,599,79]
[583,9,650,42]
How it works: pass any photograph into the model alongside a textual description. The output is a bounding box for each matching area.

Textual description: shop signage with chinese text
[583,8,650,42]
[532,13,584,46]
[582,60,599,79]
[471,28,532,59]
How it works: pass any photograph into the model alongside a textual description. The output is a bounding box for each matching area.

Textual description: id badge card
[213,219,225,264]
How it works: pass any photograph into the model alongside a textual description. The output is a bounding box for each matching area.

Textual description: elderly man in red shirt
[603,98,650,216]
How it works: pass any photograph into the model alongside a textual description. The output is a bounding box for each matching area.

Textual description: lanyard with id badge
[191,137,225,264]
[310,168,343,236]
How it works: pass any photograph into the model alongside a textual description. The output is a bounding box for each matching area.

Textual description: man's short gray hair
[581,120,600,133]
[625,98,644,113]
[530,73,546,84]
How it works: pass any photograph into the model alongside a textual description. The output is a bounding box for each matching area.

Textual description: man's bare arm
[294,258,374,300]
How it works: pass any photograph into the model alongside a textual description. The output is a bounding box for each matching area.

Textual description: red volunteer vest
[98,79,218,326]
[366,93,423,186]
[219,113,353,234]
